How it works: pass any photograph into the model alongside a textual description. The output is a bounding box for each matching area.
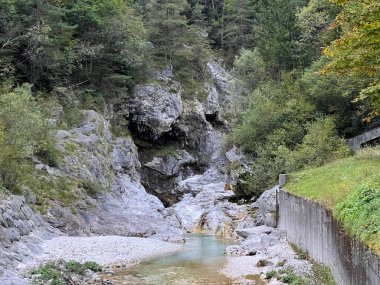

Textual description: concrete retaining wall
[278,190,380,285]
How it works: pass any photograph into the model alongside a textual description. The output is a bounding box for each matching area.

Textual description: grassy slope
[285,147,380,254]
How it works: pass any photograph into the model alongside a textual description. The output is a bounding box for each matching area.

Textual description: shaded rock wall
[278,190,380,285]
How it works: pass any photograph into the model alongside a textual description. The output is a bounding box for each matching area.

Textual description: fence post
[279,174,287,187]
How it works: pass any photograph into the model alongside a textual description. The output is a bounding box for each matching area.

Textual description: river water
[107,234,235,284]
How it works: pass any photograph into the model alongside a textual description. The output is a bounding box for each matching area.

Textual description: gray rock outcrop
[251,185,279,227]
[203,83,220,116]
[129,82,183,141]
[0,195,60,283]
[224,226,312,283]
[173,168,255,238]
[206,61,231,96]
[50,110,183,239]
[141,150,196,206]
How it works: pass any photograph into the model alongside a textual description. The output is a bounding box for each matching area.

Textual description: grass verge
[286,146,380,254]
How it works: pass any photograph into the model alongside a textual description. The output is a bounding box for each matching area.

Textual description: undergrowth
[29,260,102,285]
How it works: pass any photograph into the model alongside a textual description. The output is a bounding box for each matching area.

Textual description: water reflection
[109,234,235,285]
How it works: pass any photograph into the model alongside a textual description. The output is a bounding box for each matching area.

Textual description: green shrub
[65,261,84,275]
[83,261,102,272]
[311,263,336,285]
[281,117,351,172]
[61,108,84,128]
[30,260,102,285]
[30,262,65,285]
[278,268,308,285]
[80,90,105,113]
[81,180,103,197]
[265,270,278,279]
[35,141,62,167]
[290,243,310,260]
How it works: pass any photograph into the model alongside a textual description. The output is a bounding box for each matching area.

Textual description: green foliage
[60,108,84,129]
[254,0,307,77]
[336,181,380,253]
[0,83,55,193]
[279,117,351,172]
[289,243,310,260]
[30,260,102,285]
[35,140,62,167]
[79,90,105,113]
[30,262,65,285]
[287,146,380,254]
[295,0,339,66]
[265,270,277,279]
[81,180,104,197]
[146,0,189,66]
[0,0,148,93]
[266,264,335,285]
[233,48,268,93]
[220,0,256,64]
[0,83,47,158]
[82,261,102,272]
[322,0,380,116]
[300,58,371,137]
[311,263,336,285]
[145,0,211,82]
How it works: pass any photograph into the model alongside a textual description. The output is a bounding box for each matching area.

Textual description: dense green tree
[0,82,50,191]
[254,0,307,78]
[295,0,339,67]
[220,0,256,64]
[146,0,189,66]
[233,48,267,93]
[322,0,380,117]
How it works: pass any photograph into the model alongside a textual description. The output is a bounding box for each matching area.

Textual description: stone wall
[278,190,380,285]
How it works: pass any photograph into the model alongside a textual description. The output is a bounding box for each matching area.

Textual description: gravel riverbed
[33,236,183,267]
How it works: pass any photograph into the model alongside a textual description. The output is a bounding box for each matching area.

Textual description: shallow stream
[107,234,235,284]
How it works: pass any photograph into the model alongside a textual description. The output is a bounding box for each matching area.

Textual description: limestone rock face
[141,150,196,206]
[251,186,279,227]
[50,110,183,239]
[206,61,231,96]
[203,83,220,116]
[0,195,60,282]
[129,82,183,141]
[144,150,195,177]
[86,176,182,239]
[55,110,114,190]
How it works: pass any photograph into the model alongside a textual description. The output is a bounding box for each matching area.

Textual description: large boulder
[172,168,255,238]
[251,186,279,227]
[129,82,183,141]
